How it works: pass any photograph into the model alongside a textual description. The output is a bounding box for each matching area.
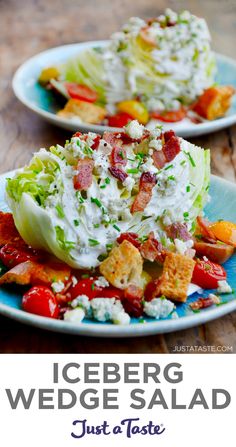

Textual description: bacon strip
[108,166,128,182]
[162,134,181,162]
[140,232,166,263]
[131,172,156,213]
[110,146,127,166]
[73,157,94,191]
[190,295,220,311]
[152,150,166,169]
[166,223,192,241]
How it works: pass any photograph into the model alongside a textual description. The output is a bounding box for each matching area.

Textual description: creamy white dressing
[95,9,215,112]
[7,125,208,269]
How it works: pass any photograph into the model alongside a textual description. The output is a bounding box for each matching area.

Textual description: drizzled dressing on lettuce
[6,121,210,269]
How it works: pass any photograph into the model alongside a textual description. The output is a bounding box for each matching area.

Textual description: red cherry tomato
[192,259,226,289]
[151,107,186,123]
[22,286,59,319]
[68,277,103,300]
[96,287,124,300]
[108,112,133,128]
[0,244,41,268]
[66,83,98,103]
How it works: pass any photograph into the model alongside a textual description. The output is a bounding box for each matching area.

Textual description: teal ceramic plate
[12,42,236,137]
[0,172,236,337]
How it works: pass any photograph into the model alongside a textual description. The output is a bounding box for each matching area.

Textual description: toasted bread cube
[193,86,235,120]
[100,240,143,289]
[159,252,195,302]
[58,98,106,124]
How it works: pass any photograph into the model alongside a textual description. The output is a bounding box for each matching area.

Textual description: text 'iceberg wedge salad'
[39,9,234,126]
[0,121,235,326]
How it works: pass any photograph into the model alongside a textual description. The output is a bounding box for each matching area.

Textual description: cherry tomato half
[192,259,226,289]
[108,112,133,128]
[66,83,98,103]
[0,244,41,268]
[96,287,124,300]
[22,286,59,319]
[68,277,103,300]
[151,107,186,123]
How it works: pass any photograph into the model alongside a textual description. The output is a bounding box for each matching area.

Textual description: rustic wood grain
[0,0,236,353]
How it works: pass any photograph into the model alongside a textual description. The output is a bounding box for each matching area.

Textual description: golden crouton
[99,240,143,289]
[193,86,235,120]
[58,98,106,124]
[159,252,195,303]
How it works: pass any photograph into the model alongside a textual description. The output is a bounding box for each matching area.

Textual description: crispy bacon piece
[91,135,101,150]
[190,295,220,311]
[166,223,192,241]
[164,130,175,142]
[162,134,181,162]
[140,232,166,263]
[152,150,166,169]
[108,166,128,182]
[122,284,144,317]
[103,131,123,147]
[196,216,217,242]
[0,212,24,247]
[144,278,162,302]
[117,232,141,249]
[194,241,234,264]
[73,157,94,191]
[0,260,71,287]
[110,146,127,166]
[131,172,156,213]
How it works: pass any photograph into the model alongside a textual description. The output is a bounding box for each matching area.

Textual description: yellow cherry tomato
[209,221,236,247]
[117,100,149,124]
[38,66,60,85]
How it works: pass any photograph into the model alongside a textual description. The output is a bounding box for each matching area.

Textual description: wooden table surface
[0,0,236,353]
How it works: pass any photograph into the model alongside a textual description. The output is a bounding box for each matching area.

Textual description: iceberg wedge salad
[6,121,209,269]
[38,9,234,126]
[1,121,235,327]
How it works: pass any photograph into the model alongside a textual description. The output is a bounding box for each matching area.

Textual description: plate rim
[12,42,236,137]
[0,171,235,337]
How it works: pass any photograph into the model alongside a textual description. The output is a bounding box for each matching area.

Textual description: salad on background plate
[38,9,235,129]
[0,120,236,330]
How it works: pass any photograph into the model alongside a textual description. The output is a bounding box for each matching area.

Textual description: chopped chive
[119,150,125,159]
[184,151,196,167]
[168,175,176,181]
[127,157,136,162]
[113,224,121,232]
[106,243,113,250]
[164,164,173,171]
[105,177,110,184]
[183,212,189,218]
[100,185,106,189]
[73,219,80,227]
[81,274,90,279]
[79,197,84,204]
[180,160,186,166]
[88,238,99,246]
[55,204,65,218]
[93,223,100,228]
[91,197,102,208]
[206,184,210,191]
[186,185,190,192]
[127,168,139,174]
[91,283,95,291]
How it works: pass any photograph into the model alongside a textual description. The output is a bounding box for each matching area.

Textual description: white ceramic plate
[12,41,236,137]
[0,171,236,337]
